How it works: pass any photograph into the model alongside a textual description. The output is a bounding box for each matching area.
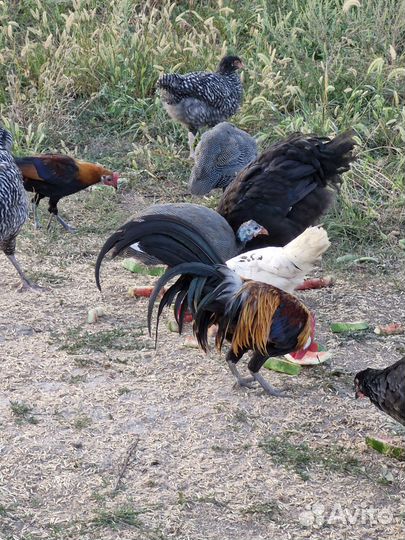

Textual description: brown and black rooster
[217,131,356,251]
[15,154,119,232]
[355,358,405,425]
[147,261,314,396]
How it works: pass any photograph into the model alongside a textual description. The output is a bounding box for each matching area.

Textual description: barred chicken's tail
[156,73,182,92]
[95,214,224,290]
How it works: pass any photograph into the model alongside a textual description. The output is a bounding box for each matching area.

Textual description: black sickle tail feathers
[147,262,243,351]
[94,214,225,291]
[147,262,225,344]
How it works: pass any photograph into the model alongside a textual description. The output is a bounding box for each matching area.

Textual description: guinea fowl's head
[236,220,268,244]
[218,55,244,75]
[0,125,13,152]
[354,369,371,399]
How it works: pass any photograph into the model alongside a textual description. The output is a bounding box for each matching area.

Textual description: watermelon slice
[365,436,405,461]
[122,259,165,277]
[330,321,369,333]
[284,350,332,366]
[374,323,405,336]
[127,286,165,298]
[264,357,301,376]
[295,276,334,290]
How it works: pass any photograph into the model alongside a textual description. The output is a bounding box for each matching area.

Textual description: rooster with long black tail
[147,262,314,396]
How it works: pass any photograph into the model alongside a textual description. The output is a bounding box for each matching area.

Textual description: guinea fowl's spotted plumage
[355,358,405,425]
[125,203,239,265]
[0,127,28,256]
[217,131,356,251]
[189,122,257,195]
[157,56,243,156]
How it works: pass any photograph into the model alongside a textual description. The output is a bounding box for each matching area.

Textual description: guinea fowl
[0,126,41,291]
[157,55,244,158]
[95,210,330,295]
[15,154,118,232]
[217,131,356,251]
[188,122,257,195]
[147,261,314,396]
[355,358,405,426]
[95,206,268,286]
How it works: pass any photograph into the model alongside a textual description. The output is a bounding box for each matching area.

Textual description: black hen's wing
[218,131,356,248]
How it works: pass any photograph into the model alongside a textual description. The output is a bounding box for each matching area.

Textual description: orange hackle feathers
[230,281,281,355]
[214,281,313,356]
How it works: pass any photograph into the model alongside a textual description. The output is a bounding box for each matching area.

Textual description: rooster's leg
[47,213,77,233]
[7,254,44,292]
[249,371,286,397]
[32,203,42,229]
[226,350,257,389]
[248,353,286,397]
[55,215,77,233]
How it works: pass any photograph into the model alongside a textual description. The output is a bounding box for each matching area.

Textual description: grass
[55,326,151,354]
[10,401,39,425]
[259,432,364,481]
[0,0,404,255]
[91,506,144,529]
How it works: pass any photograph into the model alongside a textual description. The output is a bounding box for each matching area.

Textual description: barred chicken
[0,126,41,291]
[157,55,244,158]
[218,131,356,251]
[355,358,405,426]
[189,122,257,195]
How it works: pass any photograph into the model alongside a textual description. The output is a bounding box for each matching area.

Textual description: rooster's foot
[17,280,48,293]
[250,371,286,397]
[227,360,257,389]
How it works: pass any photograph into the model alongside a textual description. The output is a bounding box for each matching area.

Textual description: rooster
[0,126,41,291]
[147,262,314,396]
[15,154,119,232]
[95,213,329,295]
[157,55,244,158]
[217,131,356,251]
[355,359,405,426]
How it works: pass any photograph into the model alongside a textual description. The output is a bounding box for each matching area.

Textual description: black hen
[355,358,405,425]
[217,131,356,251]
[148,262,314,396]
[157,55,243,157]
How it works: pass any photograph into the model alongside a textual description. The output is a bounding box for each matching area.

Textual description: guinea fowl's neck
[238,235,274,253]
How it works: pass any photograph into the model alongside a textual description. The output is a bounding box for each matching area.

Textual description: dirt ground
[1,188,405,540]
